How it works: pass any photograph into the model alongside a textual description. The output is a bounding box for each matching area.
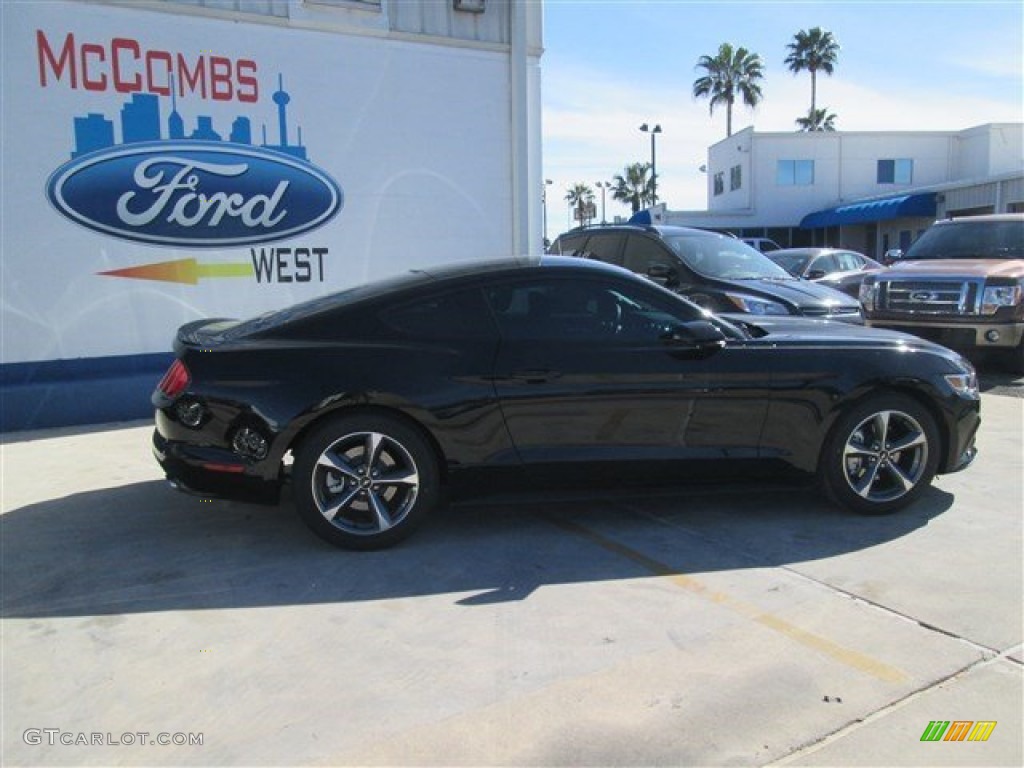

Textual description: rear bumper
[152,429,281,504]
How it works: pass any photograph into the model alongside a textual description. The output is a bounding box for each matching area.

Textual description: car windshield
[662,235,794,280]
[904,220,1024,260]
[767,252,810,276]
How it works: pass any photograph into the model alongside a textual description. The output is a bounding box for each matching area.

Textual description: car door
[483,273,769,468]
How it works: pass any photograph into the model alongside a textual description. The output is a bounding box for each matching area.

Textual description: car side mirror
[662,320,727,354]
[647,263,679,287]
[806,269,827,280]
[883,249,903,265]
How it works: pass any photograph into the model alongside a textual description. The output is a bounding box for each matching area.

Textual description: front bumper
[822,311,864,325]
[940,399,981,476]
[865,318,1024,351]
[153,429,281,504]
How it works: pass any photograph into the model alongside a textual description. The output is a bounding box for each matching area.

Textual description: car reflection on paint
[152,256,980,550]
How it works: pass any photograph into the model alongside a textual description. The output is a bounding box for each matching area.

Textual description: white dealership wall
[667,123,1022,253]
[0,0,543,430]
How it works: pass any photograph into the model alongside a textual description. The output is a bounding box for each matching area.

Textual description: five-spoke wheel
[293,413,439,549]
[822,395,940,515]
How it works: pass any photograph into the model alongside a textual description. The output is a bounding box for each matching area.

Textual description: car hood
[726,276,860,311]
[891,259,1024,279]
[817,267,883,283]
[729,314,958,353]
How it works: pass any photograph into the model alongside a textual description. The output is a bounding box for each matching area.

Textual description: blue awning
[800,192,937,229]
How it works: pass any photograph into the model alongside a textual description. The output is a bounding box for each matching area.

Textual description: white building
[664,123,1024,257]
[0,0,543,430]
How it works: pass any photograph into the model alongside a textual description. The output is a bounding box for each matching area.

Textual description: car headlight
[981,284,1022,315]
[858,281,877,311]
[725,293,789,315]
[944,358,979,398]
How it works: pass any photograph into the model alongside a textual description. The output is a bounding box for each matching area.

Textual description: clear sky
[541,0,1024,236]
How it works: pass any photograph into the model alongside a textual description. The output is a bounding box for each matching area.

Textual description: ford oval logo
[46,142,343,247]
[909,290,937,302]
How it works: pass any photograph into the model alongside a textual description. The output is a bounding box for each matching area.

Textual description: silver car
[768,247,884,298]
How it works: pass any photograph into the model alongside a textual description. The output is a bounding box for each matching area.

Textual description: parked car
[768,247,885,298]
[549,225,861,321]
[153,256,980,549]
[741,237,783,253]
[860,213,1024,372]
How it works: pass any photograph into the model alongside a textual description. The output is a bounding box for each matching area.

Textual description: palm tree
[796,107,837,132]
[785,27,839,116]
[611,163,653,214]
[692,43,765,138]
[565,183,595,227]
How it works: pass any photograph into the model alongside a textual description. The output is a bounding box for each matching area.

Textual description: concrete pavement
[1,391,1021,766]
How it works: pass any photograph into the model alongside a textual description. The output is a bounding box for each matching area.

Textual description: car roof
[233,255,638,333]
[769,247,864,256]
[935,213,1024,224]
[554,224,733,240]
[415,254,631,281]
[652,225,735,238]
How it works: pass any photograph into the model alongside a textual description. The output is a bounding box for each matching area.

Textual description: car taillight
[157,359,190,399]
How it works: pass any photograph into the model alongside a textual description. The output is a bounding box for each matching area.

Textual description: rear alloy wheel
[293,414,439,550]
[821,395,940,515]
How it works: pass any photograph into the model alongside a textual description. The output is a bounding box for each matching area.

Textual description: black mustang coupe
[153,256,981,549]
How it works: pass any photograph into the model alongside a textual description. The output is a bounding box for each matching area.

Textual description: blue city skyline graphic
[70,73,308,161]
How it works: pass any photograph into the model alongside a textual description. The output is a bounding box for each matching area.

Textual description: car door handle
[508,369,561,385]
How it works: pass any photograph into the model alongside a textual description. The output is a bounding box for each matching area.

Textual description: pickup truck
[859,214,1024,373]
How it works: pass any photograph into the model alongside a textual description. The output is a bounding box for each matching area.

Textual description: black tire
[821,394,940,516]
[292,413,440,550]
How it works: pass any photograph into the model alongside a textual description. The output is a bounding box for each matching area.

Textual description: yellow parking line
[549,515,909,684]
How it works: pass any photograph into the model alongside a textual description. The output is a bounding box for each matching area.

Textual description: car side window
[484,277,696,342]
[809,254,839,275]
[836,252,862,271]
[623,235,678,278]
[581,232,626,265]
[382,288,497,340]
[550,233,588,256]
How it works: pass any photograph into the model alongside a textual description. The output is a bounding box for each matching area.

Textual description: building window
[157,0,294,17]
[777,159,814,186]
[307,0,382,6]
[713,172,725,196]
[877,158,913,184]
[730,164,742,191]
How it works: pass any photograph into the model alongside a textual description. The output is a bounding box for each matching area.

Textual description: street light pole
[542,179,552,245]
[594,181,610,224]
[639,123,662,206]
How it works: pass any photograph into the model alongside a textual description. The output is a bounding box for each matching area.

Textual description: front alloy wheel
[294,414,439,549]
[822,395,940,515]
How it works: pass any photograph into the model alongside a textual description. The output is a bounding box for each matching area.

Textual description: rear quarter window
[381,289,497,340]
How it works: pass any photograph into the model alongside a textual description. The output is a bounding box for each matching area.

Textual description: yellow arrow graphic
[99,258,254,285]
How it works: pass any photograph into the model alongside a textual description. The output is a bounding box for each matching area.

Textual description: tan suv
[859,213,1024,372]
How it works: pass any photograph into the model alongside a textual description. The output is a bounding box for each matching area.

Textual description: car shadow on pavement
[0,478,953,619]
